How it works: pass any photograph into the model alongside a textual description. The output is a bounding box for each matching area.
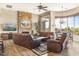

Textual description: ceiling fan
[35,3,48,12]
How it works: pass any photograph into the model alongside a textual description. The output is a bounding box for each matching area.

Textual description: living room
[0,3,79,56]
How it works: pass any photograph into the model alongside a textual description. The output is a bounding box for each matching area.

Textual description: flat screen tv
[3,24,16,31]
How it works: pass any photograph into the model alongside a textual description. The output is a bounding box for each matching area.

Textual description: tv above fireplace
[3,24,16,31]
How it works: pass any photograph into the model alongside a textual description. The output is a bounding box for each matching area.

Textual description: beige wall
[0,9,17,24]
[31,14,39,34]
[0,9,17,33]
[0,8,39,33]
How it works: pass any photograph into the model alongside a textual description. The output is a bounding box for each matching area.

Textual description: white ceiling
[0,3,79,14]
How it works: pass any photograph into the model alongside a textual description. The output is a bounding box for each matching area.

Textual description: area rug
[32,42,47,56]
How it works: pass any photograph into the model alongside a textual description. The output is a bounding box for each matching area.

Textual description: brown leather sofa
[13,33,40,50]
[47,33,68,53]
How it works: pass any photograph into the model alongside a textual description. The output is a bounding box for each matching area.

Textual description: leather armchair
[13,33,40,50]
[47,33,68,53]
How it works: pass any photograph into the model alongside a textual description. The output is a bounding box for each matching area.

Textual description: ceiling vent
[6,5,12,8]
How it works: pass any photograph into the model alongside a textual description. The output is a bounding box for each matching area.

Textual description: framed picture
[20,19,31,29]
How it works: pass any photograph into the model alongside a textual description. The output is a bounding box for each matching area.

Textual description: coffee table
[32,36,48,55]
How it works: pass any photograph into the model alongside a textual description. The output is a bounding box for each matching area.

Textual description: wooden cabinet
[1,33,8,40]
[1,33,12,40]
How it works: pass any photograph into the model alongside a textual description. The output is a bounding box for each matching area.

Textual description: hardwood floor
[3,40,37,56]
[2,38,79,56]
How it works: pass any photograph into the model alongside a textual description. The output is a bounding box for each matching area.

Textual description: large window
[68,17,74,28]
[61,18,67,29]
[55,18,61,29]
[55,18,68,30]
[75,16,79,28]
[67,17,74,32]
[74,16,79,35]
[55,15,79,35]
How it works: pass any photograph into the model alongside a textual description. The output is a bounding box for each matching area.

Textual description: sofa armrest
[47,39,60,44]
[47,39,62,53]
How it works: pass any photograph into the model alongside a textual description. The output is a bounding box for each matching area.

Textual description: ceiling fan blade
[43,6,48,8]
[34,9,41,12]
[37,3,42,7]
[42,8,48,11]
